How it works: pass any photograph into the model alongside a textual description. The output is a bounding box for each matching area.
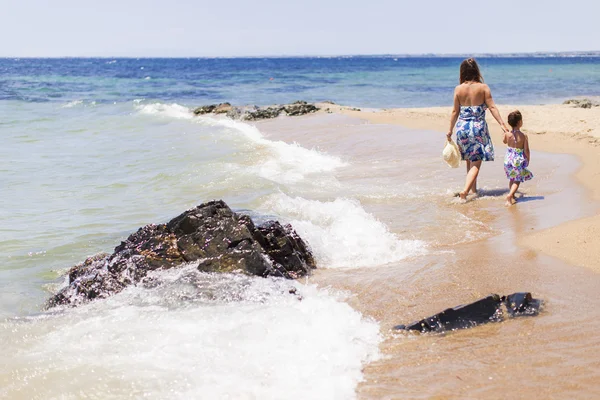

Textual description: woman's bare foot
[459,191,468,202]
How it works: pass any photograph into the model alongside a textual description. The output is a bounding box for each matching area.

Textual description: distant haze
[2,0,599,57]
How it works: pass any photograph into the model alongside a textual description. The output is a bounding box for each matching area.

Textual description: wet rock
[243,106,285,121]
[193,102,232,115]
[194,101,320,120]
[47,200,316,308]
[283,101,319,116]
[393,292,542,333]
[214,102,232,114]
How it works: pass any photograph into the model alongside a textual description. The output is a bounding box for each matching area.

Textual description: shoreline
[320,102,600,273]
[256,108,600,398]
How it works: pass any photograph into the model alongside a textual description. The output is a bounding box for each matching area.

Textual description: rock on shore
[563,98,600,109]
[47,200,316,307]
[193,101,319,121]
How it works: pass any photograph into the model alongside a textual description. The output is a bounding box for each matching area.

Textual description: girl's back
[504,130,527,149]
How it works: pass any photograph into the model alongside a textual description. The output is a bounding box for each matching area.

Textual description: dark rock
[252,220,316,279]
[193,102,232,115]
[242,106,285,121]
[283,102,319,116]
[214,102,232,114]
[394,292,542,333]
[193,101,320,121]
[47,200,316,308]
[503,292,541,317]
[193,104,217,114]
[225,106,243,119]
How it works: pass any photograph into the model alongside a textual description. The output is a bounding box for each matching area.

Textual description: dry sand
[318,102,600,273]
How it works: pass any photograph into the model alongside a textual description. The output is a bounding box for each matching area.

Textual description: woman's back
[455,82,487,106]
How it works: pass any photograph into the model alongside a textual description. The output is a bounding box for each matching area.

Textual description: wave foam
[198,117,347,184]
[135,102,194,120]
[260,194,427,268]
[136,103,346,185]
[61,100,84,108]
[1,268,381,399]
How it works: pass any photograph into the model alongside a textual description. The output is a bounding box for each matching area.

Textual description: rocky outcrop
[563,98,600,108]
[393,292,542,333]
[47,200,316,307]
[193,102,233,114]
[193,101,319,121]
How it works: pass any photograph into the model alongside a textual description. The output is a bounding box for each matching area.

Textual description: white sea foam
[260,194,427,268]
[198,117,347,184]
[136,102,194,120]
[61,100,84,108]
[0,267,381,399]
[136,103,346,184]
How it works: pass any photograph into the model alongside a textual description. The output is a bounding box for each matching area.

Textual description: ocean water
[2,56,600,107]
[1,57,599,399]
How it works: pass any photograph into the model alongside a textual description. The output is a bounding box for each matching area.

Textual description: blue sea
[2,56,600,106]
[1,56,599,399]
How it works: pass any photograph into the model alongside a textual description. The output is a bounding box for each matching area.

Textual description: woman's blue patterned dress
[455,104,495,162]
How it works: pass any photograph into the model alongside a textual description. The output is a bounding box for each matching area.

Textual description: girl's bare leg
[505,180,519,206]
[460,160,482,200]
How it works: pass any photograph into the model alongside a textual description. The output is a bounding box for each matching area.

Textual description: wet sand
[258,109,600,399]
[327,102,600,273]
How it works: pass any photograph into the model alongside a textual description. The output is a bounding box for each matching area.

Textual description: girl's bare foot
[505,194,513,207]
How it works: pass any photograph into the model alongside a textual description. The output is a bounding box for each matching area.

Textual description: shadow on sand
[515,195,545,203]
[460,188,545,204]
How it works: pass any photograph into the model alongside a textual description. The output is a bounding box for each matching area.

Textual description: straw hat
[442,139,461,168]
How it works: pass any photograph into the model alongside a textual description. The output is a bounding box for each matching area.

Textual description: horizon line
[2,50,600,59]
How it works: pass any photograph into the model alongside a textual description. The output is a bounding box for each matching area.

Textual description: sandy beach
[323,102,600,273]
[254,103,600,398]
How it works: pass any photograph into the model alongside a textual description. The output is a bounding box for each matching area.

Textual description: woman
[447,58,510,201]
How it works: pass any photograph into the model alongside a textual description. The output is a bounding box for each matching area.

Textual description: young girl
[503,110,533,206]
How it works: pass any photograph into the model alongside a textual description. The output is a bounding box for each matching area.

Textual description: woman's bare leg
[460,160,482,200]
[466,160,478,194]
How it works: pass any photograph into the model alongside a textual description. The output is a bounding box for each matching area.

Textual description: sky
[1,0,599,57]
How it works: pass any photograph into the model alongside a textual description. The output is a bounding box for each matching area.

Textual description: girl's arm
[503,132,508,144]
[524,134,531,161]
[447,89,460,140]
[483,85,510,134]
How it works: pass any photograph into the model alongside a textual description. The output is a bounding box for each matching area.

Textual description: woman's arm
[524,134,531,161]
[447,89,460,140]
[483,85,510,133]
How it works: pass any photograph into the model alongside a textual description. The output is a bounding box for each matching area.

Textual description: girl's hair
[507,110,523,128]
[459,58,484,84]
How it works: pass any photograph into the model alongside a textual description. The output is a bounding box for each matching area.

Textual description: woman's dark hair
[507,110,523,128]
[459,58,484,84]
